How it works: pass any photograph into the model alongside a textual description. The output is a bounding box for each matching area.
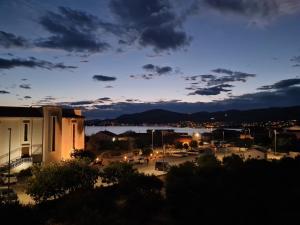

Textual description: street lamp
[161,131,165,170]
[8,128,12,193]
[222,130,225,142]
[151,129,154,152]
[274,129,277,155]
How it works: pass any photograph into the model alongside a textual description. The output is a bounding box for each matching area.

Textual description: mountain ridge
[85,105,300,125]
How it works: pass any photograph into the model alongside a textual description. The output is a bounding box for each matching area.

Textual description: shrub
[26,159,98,202]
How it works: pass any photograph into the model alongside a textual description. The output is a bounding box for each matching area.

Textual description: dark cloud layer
[0,31,29,48]
[36,7,110,53]
[258,78,300,90]
[0,57,77,70]
[110,0,190,51]
[93,75,117,82]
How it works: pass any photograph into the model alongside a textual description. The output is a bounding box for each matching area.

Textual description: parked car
[0,173,18,184]
[155,161,170,171]
[0,187,18,203]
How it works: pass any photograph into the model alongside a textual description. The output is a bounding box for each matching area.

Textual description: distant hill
[86,106,300,125]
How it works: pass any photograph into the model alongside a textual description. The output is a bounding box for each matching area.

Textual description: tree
[71,149,96,161]
[175,142,183,149]
[223,154,244,170]
[26,159,98,202]
[100,162,137,184]
[142,147,153,156]
[183,143,189,150]
[196,154,221,169]
[190,140,198,149]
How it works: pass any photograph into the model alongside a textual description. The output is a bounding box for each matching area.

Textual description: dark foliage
[2,156,300,225]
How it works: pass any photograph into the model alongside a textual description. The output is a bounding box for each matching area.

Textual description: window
[23,123,29,142]
[49,116,56,151]
[22,121,30,143]
[72,123,76,149]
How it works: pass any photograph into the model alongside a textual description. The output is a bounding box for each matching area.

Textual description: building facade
[0,106,84,169]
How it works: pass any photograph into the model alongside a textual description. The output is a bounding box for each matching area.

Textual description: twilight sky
[1,0,300,119]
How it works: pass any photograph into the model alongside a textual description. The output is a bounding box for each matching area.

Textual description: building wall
[61,118,85,160]
[42,107,63,164]
[0,117,43,165]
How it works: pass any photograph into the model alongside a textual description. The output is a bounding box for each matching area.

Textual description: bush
[17,167,32,179]
[100,162,137,184]
[26,159,98,202]
[70,149,96,161]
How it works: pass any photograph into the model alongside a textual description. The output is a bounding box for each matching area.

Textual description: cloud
[212,68,234,75]
[291,56,300,67]
[69,100,95,106]
[206,71,256,86]
[291,56,300,63]
[143,64,173,74]
[184,68,256,95]
[188,84,233,96]
[104,85,113,88]
[19,84,31,89]
[0,31,30,48]
[98,97,112,102]
[258,78,300,90]
[143,64,155,71]
[0,90,10,94]
[109,0,190,51]
[131,64,175,80]
[36,96,57,104]
[202,0,300,23]
[36,7,111,53]
[0,57,77,70]
[93,75,117,82]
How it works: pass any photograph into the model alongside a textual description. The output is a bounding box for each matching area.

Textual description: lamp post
[8,128,12,193]
[222,130,225,142]
[274,129,277,155]
[151,129,154,152]
[161,131,165,170]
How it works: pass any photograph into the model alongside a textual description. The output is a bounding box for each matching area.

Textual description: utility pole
[8,128,12,194]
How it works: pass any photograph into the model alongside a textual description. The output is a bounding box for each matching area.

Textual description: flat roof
[0,106,84,118]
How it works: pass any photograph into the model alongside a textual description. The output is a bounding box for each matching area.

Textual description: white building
[0,106,85,171]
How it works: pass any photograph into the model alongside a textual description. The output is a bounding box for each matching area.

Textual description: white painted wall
[0,117,43,165]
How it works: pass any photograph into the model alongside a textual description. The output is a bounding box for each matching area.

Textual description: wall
[42,107,63,164]
[0,117,43,165]
[61,118,85,160]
